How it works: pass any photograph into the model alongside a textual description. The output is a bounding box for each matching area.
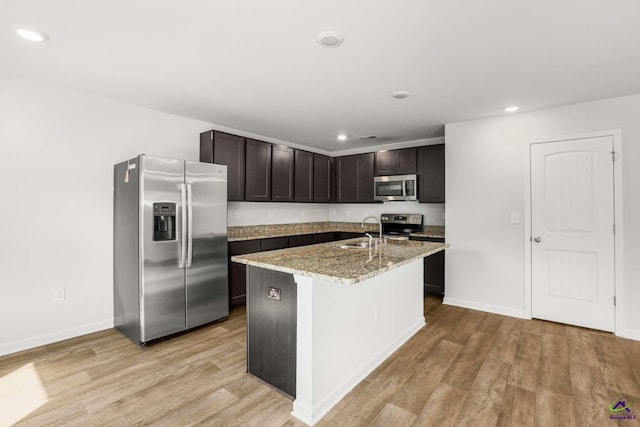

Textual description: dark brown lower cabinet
[260,237,289,251]
[229,231,364,308]
[288,234,315,247]
[228,240,261,307]
[411,236,445,296]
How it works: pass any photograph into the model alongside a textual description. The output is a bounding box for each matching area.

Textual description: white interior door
[531,136,615,331]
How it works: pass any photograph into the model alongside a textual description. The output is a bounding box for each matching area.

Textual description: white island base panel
[291,260,425,425]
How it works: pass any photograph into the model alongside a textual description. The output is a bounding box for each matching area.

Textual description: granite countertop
[232,238,449,285]
[228,222,444,241]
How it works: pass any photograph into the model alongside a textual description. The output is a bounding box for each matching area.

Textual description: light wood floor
[2,297,640,426]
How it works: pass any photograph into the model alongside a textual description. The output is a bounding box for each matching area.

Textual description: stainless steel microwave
[374,174,417,201]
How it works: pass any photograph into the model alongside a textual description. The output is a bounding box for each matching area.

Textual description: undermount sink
[339,242,370,249]
[339,238,382,250]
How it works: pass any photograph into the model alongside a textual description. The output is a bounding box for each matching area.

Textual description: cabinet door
[374,148,416,176]
[245,139,272,201]
[395,148,417,175]
[294,150,314,203]
[374,150,396,176]
[336,153,375,203]
[356,153,375,202]
[424,250,445,296]
[335,155,358,202]
[417,144,445,203]
[272,145,294,202]
[228,240,261,308]
[313,154,334,203]
[212,131,246,201]
[199,131,214,163]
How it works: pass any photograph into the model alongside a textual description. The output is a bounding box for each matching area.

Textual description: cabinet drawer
[228,240,262,256]
[260,237,289,251]
[289,234,315,247]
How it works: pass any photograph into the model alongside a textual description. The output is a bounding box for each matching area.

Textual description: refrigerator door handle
[179,183,187,268]
[186,183,194,268]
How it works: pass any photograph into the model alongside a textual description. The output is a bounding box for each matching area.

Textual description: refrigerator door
[140,156,186,342]
[185,161,229,328]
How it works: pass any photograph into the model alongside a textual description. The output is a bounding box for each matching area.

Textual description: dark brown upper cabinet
[271,145,295,202]
[313,154,334,203]
[294,149,314,203]
[335,153,375,203]
[417,144,445,203]
[245,139,272,201]
[374,148,417,176]
[199,131,246,201]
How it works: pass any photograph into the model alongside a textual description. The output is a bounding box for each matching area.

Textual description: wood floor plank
[454,357,512,426]
[534,387,575,427]
[565,325,600,367]
[442,331,496,390]
[507,331,541,393]
[496,385,536,427]
[153,387,239,426]
[368,402,416,427]
[538,334,572,394]
[411,382,468,427]
[487,317,523,365]
[591,333,640,397]
[388,340,463,415]
[445,309,487,346]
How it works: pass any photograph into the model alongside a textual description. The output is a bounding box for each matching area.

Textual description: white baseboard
[292,317,426,426]
[618,328,640,341]
[443,297,527,319]
[0,319,114,357]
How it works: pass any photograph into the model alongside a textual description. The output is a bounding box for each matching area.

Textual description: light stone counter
[232,238,448,285]
[228,222,445,241]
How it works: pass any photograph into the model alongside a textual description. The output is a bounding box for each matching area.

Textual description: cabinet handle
[533,236,541,243]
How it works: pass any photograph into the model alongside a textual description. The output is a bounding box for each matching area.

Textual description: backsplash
[228,201,445,227]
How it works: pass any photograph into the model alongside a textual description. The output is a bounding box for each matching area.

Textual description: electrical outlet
[53,288,65,302]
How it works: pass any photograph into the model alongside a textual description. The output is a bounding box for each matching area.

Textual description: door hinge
[614,296,617,306]
[613,224,616,234]
[612,151,616,161]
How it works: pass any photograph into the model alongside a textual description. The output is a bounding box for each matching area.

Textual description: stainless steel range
[381,213,423,240]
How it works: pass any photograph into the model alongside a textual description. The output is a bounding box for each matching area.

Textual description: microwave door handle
[403,180,408,197]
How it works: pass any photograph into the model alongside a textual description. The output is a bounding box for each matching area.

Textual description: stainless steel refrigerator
[113,155,228,345]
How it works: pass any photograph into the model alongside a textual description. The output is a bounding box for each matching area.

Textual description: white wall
[0,74,212,355]
[228,201,445,227]
[445,93,640,338]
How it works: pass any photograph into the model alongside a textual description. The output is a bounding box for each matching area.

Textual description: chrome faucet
[361,215,382,247]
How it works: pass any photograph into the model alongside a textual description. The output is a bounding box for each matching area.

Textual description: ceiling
[1,1,639,152]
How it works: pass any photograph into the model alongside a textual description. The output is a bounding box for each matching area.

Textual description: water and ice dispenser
[153,203,176,241]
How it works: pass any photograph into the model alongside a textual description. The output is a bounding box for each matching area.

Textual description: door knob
[533,236,541,243]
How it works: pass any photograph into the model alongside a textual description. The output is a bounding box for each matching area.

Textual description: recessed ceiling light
[14,26,49,42]
[392,91,410,99]
[504,105,519,113]
[317,31,344,47]
[337,134,348,142]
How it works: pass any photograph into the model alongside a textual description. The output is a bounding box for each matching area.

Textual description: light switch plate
[510,212,520,224]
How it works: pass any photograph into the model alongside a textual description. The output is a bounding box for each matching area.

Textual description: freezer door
[140,156,186,342]
[185,161,229,328]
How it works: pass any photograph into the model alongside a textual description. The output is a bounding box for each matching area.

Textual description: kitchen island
[232,238,448,425]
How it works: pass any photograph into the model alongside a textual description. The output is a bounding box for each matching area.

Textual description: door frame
[523,129,623,335]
